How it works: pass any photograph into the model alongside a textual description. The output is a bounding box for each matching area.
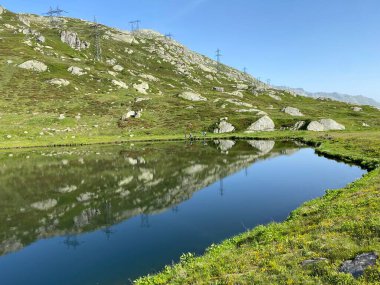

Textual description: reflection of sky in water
[0,141,366,285]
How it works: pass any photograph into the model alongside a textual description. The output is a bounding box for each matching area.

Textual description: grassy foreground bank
[132,131,380,284]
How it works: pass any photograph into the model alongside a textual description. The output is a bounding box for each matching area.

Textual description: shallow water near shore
[0,140,366,285]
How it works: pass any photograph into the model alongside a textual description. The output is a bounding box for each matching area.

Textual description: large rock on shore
[307,119,345,131]
[214,119,235,134]
[245,116,275,132]
[179,91,207,102]
[18,60,48,72]
[282,106,304,116]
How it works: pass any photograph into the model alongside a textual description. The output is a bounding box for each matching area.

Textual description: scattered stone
[58,114,65,120]
[236,83,249,90]
[339,252,378,278]
[362,122,370,127]
[77,192,96,202]
[226,99,252,108]
[229,91,244,98]
[282,106,304,117]
[179,91,207,102]
[113,64,124,72]
[106,58,117,66]
[135,97,151,103]
[6,60,13,64]
[112,79,128,89]
[307,119,345,131]
[36,35,45,43]
[60,31,90,50]
[18,60,48,72]
[352,106,363,112]
[57,185,77,193]
[214,119,235,134]
[268,93,282,101]
[246,116,275,132]
[47,78,70,87]
[133,81,149,94]
[213,87,224,92]
[31,199,57,211]
[140,74,158,82]
[121,111,142,120]
[68,66,86,76]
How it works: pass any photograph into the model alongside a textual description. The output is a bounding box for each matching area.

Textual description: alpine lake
[0,139,366,285]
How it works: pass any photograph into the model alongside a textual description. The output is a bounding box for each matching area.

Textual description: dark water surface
[0,140,366,285]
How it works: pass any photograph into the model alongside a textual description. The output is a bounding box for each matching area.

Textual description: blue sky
[2,0,380,100]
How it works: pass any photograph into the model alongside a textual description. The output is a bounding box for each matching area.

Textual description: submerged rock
[246,116,275,132]
[339,252,378,278]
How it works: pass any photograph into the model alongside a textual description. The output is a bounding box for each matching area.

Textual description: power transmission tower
[216,48,222,72]
[91,17,102,61]
[243,67,247,74]
[129,20,141,33]
[266,79,271,86]
[44,6,67,28]
[164,33,173,40]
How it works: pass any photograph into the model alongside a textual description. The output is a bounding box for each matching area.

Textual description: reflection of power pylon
[219,178,224,196]
[140,214,150,228]
[64,235,82,249]
[245,167,248,176]
[172,205,179,213]
[102,201,115,239]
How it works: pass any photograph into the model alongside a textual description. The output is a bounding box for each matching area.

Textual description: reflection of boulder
[215,140,236,152]
[247,140,275,155]
[31,199,57,211]
[74,208,101,228]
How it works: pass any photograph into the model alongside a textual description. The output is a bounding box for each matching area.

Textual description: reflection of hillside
[0,140,301,256]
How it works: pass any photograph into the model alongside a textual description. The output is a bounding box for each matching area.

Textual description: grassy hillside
[0,6,379,149]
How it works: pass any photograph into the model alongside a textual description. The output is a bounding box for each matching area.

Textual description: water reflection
[0,140,292,256]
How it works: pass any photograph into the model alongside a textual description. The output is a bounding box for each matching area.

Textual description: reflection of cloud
[171,0,208,22]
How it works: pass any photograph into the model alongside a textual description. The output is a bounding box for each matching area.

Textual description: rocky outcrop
[68,66,86,76]
[47,78,70,87]
[307,119,345,131]
[31,199,57,211]
[60,31,90,50]
[291,121,306,131]
[282,106,304,116]
[133,81,149,94]
[112,79,128,89]
[214,119,235,134]
[179,91,207,102]
[339,252,378,278]
[245,116,275,132]
[18,60,48,72]
[0,6,5,15]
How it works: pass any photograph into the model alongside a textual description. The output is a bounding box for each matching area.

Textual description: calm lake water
[0,140,366,285]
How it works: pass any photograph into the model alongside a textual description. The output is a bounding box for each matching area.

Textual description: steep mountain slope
[0,6,379,147]
[276,86,380,108]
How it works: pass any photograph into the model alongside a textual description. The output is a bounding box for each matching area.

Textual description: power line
[44,6,67,28]
[91,17,102,61]
[216,48,222,72]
